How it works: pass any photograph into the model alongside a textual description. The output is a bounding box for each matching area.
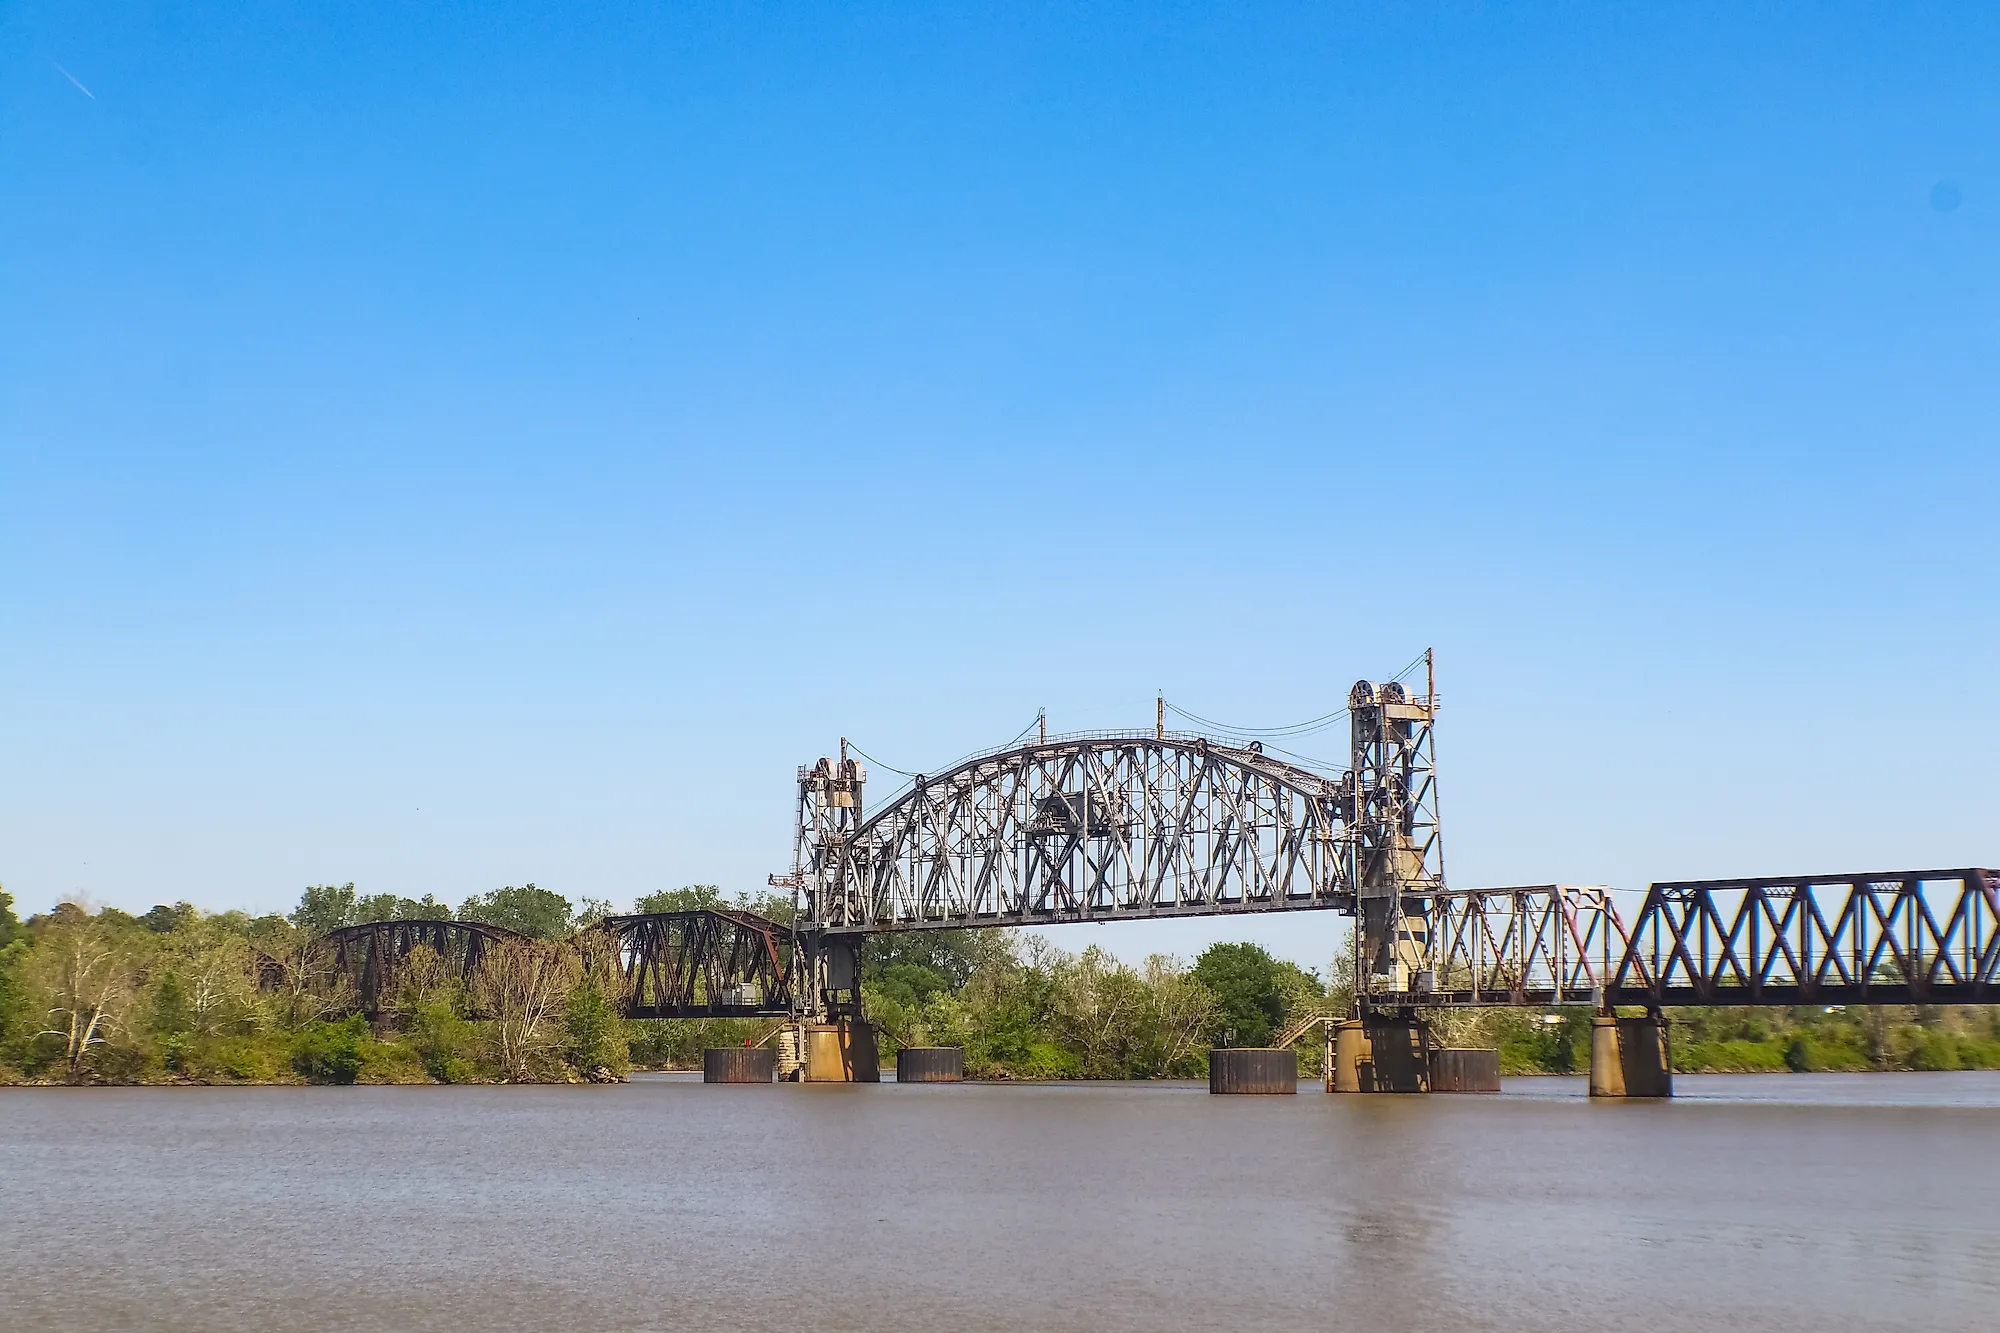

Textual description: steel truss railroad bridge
[323,663,1997,1091]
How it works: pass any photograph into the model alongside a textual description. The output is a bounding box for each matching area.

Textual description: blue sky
[3,3,1995,970]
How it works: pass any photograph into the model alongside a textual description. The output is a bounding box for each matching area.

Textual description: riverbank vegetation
[2,886,1996,1084]
[0,886,630,1086]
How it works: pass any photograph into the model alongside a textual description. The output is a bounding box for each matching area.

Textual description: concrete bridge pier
[1331,1014,1432,1093]
[1589,1012,1672,1098]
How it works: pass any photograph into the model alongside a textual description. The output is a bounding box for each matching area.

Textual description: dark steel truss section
[324,919,525,1018]
[1607,869,2000,1007]
[1368,871,2000,1011]
[806,734,1356,932]
[598,910,795,1018]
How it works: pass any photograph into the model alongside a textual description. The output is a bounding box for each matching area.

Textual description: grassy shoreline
[6,888,1996,1087]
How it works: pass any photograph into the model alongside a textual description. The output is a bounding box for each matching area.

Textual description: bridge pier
[1589,1012,1672,1098]
[800,1020,880,1082]
[1331,1015,1431,1093]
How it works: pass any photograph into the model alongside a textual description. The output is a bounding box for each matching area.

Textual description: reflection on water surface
[4,1072,1998,1332]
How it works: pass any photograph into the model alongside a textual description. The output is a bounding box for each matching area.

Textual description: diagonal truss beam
[1605,870,2000,1007]
[807,735,1356,933]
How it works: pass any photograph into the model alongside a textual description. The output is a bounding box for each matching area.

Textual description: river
[4,1072,1997,1331]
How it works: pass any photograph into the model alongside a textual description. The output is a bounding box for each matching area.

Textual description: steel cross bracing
[598,909,796,1018]
[1392,884,1634,1009]
[802,733,1359,933]
[1362,871,2000,1010]
[322,919,524,1018]
[1606,869,2000,1007]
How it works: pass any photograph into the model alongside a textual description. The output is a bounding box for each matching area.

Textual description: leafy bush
[212,1040,281,1081]
[563,983,629,1081]
[1492,1011,1583,1074]
[92,1043,150,1082]
[408,1001,479,1083]
[291,1016,367,1084]
[354,1039,430,1084]
[159,1033,192,1074]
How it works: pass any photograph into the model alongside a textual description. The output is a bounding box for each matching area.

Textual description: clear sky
[3,3,1995,971]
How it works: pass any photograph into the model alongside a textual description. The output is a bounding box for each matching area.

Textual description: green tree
[151,969,195,1036]
[958,941,1079,1078]
[458,884,574,939]
[163,923,258,1036]
[1055,945,1150,1077]
[0,890,29,1065]
[391,943,477,1082]
[733,888,798,925]
[573,897,617,929]
[865,930,992,1008]
[0,945,27,1063]
[634,884,799,926]
[292,1015,367,1084]
[290,884,358,936]
[1139,954,1220,1077]
[1192,942,1286,1047]
[25,907,141,1081]
[139,902,196,934]
[347,892,453,923]
[0,889,21,948]
[564,984,628,1080]
[564,932,629,1080]
[354,893,403,923]
[634,884,726,914]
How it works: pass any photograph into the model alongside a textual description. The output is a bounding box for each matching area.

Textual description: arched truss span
[323,919,525,1018]
[809,735,1362,932]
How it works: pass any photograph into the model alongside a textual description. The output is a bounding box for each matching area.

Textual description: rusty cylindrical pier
[704,1046,777,1083]
[1209,1048,1298,1094]
[1428,1048,1501,1092]
[895,1047,964,1082]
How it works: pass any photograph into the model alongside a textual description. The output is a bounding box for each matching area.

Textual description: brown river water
[4,1072,1998,1332]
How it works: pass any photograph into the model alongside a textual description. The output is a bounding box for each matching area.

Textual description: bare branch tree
[174,925,257,1036]
[29,913,136,1081]
[1143,953,1220,1071]
[471,939,576,1081]
[266,936,354,1028]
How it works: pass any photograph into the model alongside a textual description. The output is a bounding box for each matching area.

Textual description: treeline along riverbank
[2,884,1996,1085]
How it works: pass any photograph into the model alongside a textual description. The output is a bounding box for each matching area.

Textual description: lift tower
[783,741,879,1080]
[1334,661,1447,1092]
[1349,670,1445,1000]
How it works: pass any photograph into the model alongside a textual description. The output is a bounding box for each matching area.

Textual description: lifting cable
[844,709,1046,783]
[1162,701,1349,738]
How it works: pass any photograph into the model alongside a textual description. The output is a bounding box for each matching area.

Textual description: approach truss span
[1608,869,2000,1007]
[598,909,796,1018]
[322,919,526,1018]
[808,733,1359,932]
